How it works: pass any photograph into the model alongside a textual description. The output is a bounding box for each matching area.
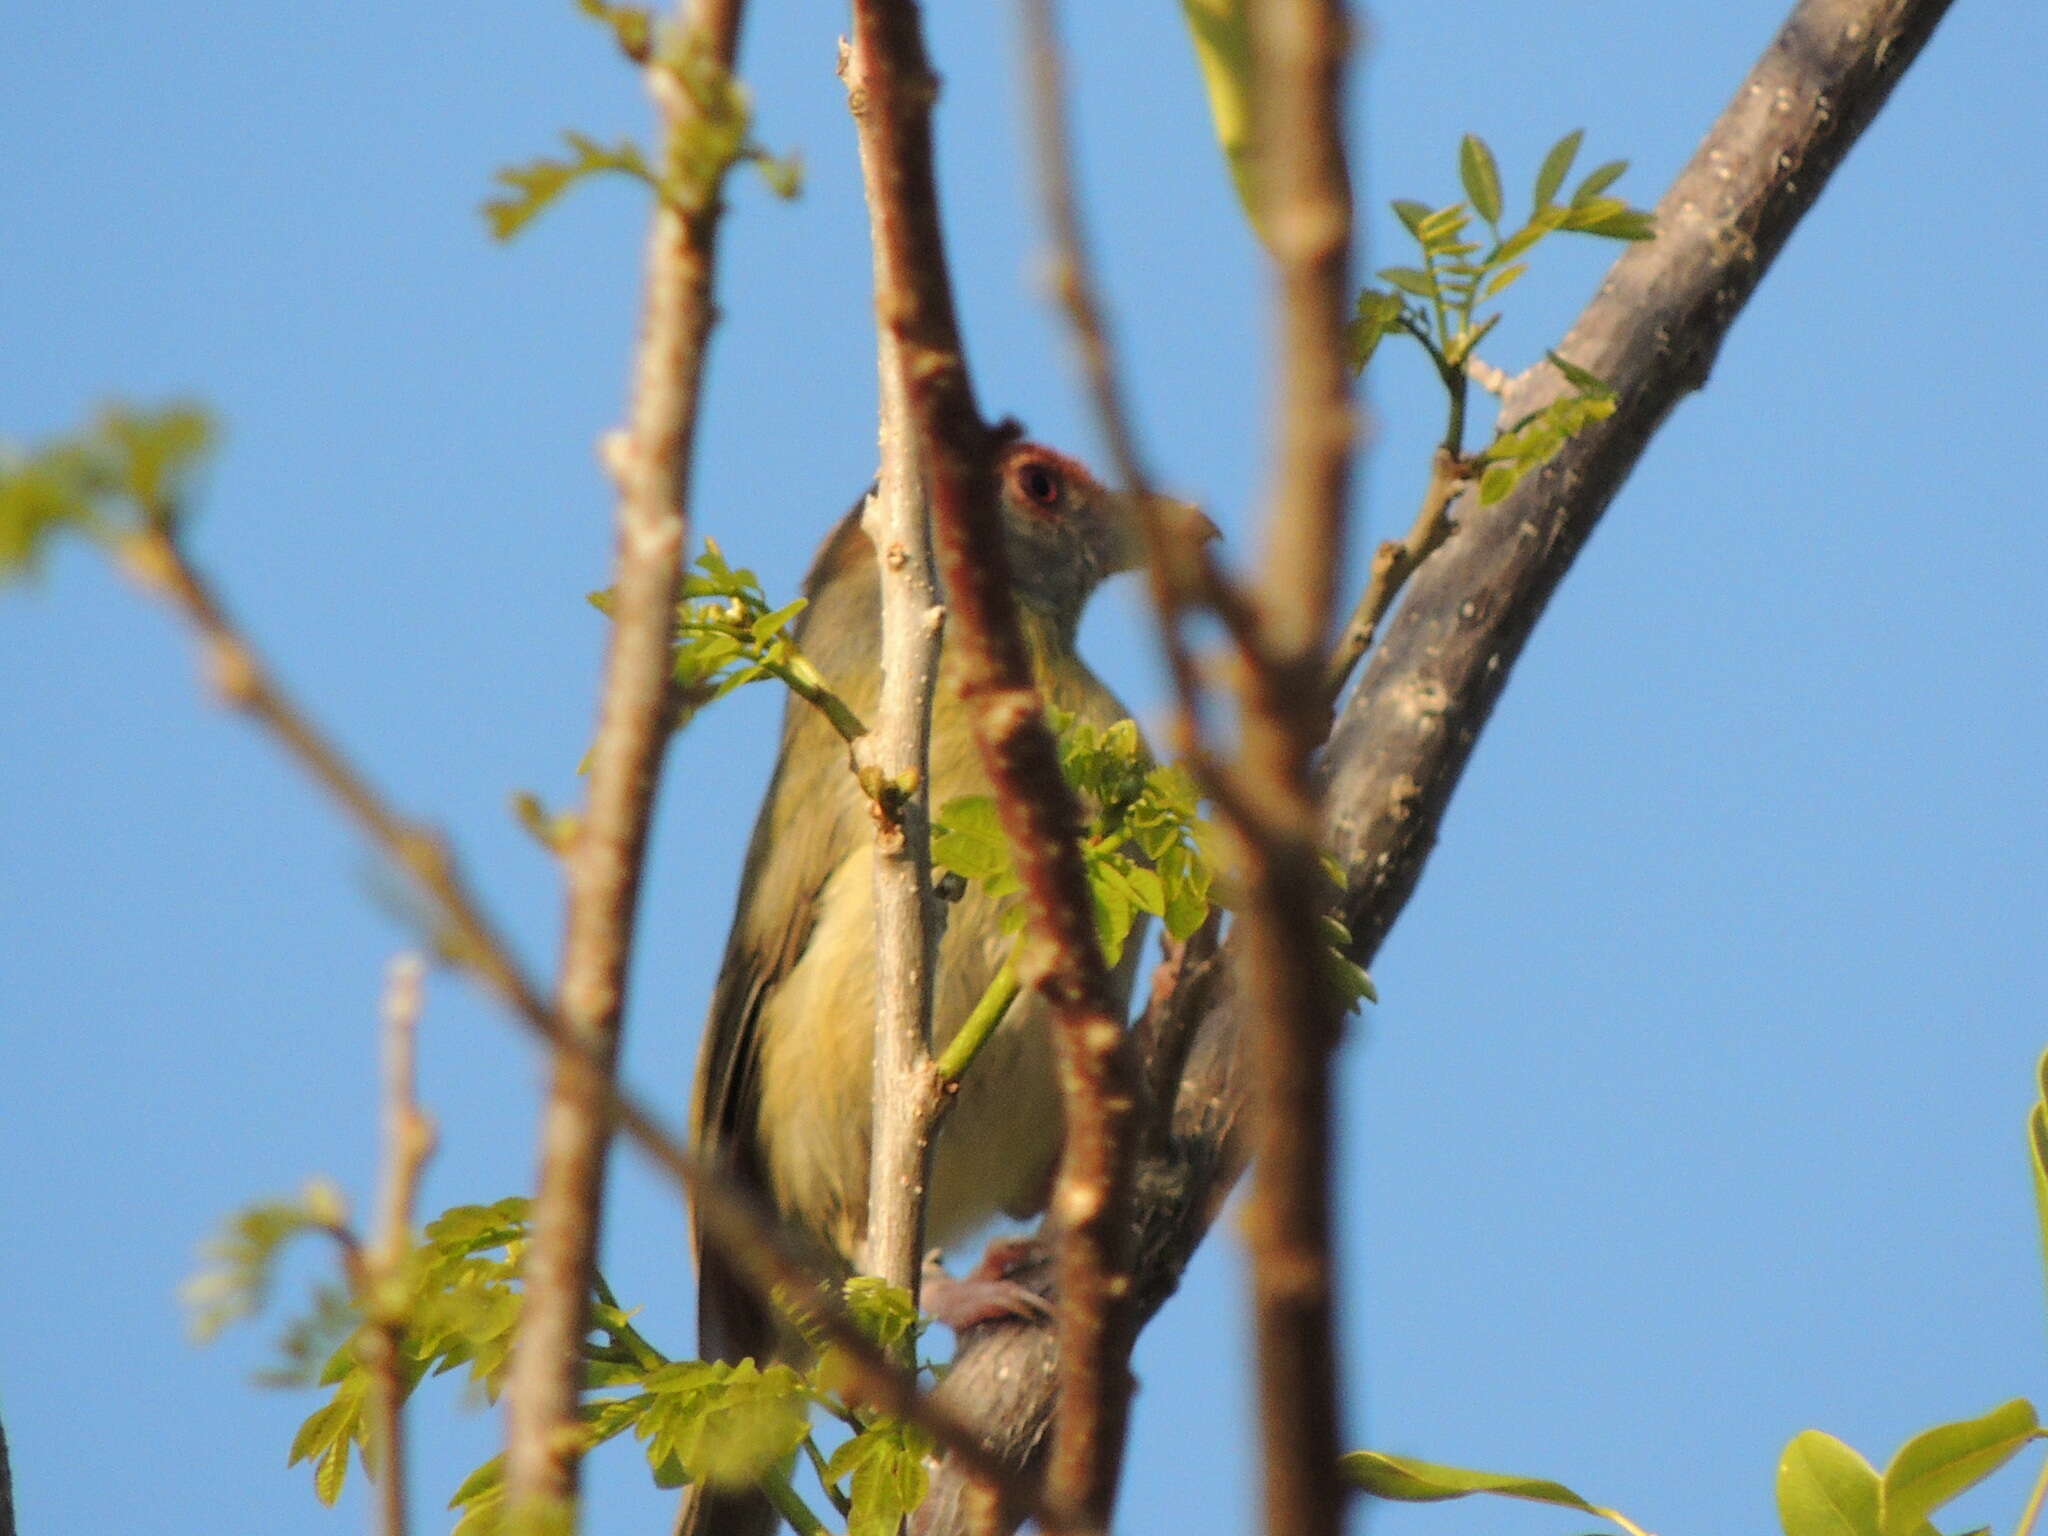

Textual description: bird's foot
[921,1239,1053,1333]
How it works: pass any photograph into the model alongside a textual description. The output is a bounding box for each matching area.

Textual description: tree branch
[848,2,1141,1529]
[503,0,749,1511]
[842,36,950,1313]
[1232,0,1358,1531]
[916,0,1955,1525]
[364,954,435,1536]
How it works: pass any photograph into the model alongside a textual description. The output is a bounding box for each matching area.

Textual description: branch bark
[844,37,950,1311]
[848,2,1142,1529]
[502,0,749,1512]
[1232,1,1357,1532]
[916,0,1955,1526]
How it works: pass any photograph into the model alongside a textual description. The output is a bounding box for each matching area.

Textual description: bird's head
[996,440,1218,634]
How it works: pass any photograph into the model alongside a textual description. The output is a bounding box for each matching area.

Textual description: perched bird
[681,440,1208,1535]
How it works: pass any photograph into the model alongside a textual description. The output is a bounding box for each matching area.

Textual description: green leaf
[1459,135,1503,225]
[1477,462,1521,506]
[1179,0,1263,240]
[575,0,652,59]
[1379,266,1439,300]
[638,1359,810,1489]
[1571,160,1629,204]
[829,1420,935,1536]
[1546,352,1614,397]
[314,1433,350,1506]
[1778,1431,1882,1536]
[841,1276,922,1356]
[1878,1400,2038,1536]
[750,598,807,644]
[1533,129,1583,210]
[1480,263,1528,300]
[483,131,656,242]
[1340,1451,1622,1525]
[933,797,1013,886]
[2030,1051,2048,1317]
[1576,208,1657,241]
[1391,199,1434,236]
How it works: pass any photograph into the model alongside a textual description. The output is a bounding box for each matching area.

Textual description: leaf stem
[934,956,1022,1084]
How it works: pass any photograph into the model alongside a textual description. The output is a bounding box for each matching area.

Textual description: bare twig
[843,36,950,1309]
[363,954,435,1536]
[1323,445,1470,706]
[502,0,750,1513]
[1231,0,1358,1532]
[848,2,1141,1529]
[1018,0,1206,761]
[917,1,1957,1526]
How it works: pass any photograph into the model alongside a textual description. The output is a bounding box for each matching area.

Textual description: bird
[679,439,1210,1535]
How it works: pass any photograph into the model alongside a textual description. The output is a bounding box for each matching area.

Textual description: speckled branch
[916,0,1955,1527]
[843,36,951,1311]
[847,2,1142,1530]
[502,0,748,1514]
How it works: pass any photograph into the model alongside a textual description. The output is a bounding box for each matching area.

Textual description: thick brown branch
[917,0,1953,1525]
[848,2,1141,1530]
[503,0,748,1511]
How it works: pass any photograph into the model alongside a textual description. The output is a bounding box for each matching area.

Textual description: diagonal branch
[848,2,1142,1530]
[916,0,1956,1527]
[502,0,750,1513]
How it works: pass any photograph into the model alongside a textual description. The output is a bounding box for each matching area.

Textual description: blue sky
[4,1,2046,1533]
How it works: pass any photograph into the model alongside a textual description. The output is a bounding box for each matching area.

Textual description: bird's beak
[1100,489,1221,577]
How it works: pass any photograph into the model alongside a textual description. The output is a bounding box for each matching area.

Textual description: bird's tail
[674,1239,787,1536]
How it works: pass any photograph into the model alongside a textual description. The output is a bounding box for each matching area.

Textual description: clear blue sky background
[5,1,2045,1533]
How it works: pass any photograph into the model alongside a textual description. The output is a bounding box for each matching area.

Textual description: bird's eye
[1015,459,1063,509]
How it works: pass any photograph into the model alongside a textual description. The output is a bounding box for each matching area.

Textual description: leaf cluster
[0,401,215,582]
[1352,131,1653,376]
[933,711,1216,972]
[198,1184,939,1535]
[1347,132,1651,506]
[483,4,798,243]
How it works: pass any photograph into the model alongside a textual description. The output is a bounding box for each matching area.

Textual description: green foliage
[2028,1048,2048,1323]
[1475,352,1617,506]
[1350,130,1653,384]
[1178,0,1260,238]
[933,711,1216,970]
[1346,131,1652,505]
[0,401,216,582]
[484,132,656,241]
[205,1185,947,1533]
[484,6,799,244]
[183,1180,350,1343]
[1341,1449,1650,1536]
[1774,1402,2041,1536]
[828,1418,934,1536]
[601,538,865,743]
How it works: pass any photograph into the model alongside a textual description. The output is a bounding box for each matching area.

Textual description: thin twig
[848,3,1141,1530]
[1323,445,1471,707]
[364,954,435,1536]
[502,0,749,1512]
[1017,0,1207,762]
[843,34,951,1311]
